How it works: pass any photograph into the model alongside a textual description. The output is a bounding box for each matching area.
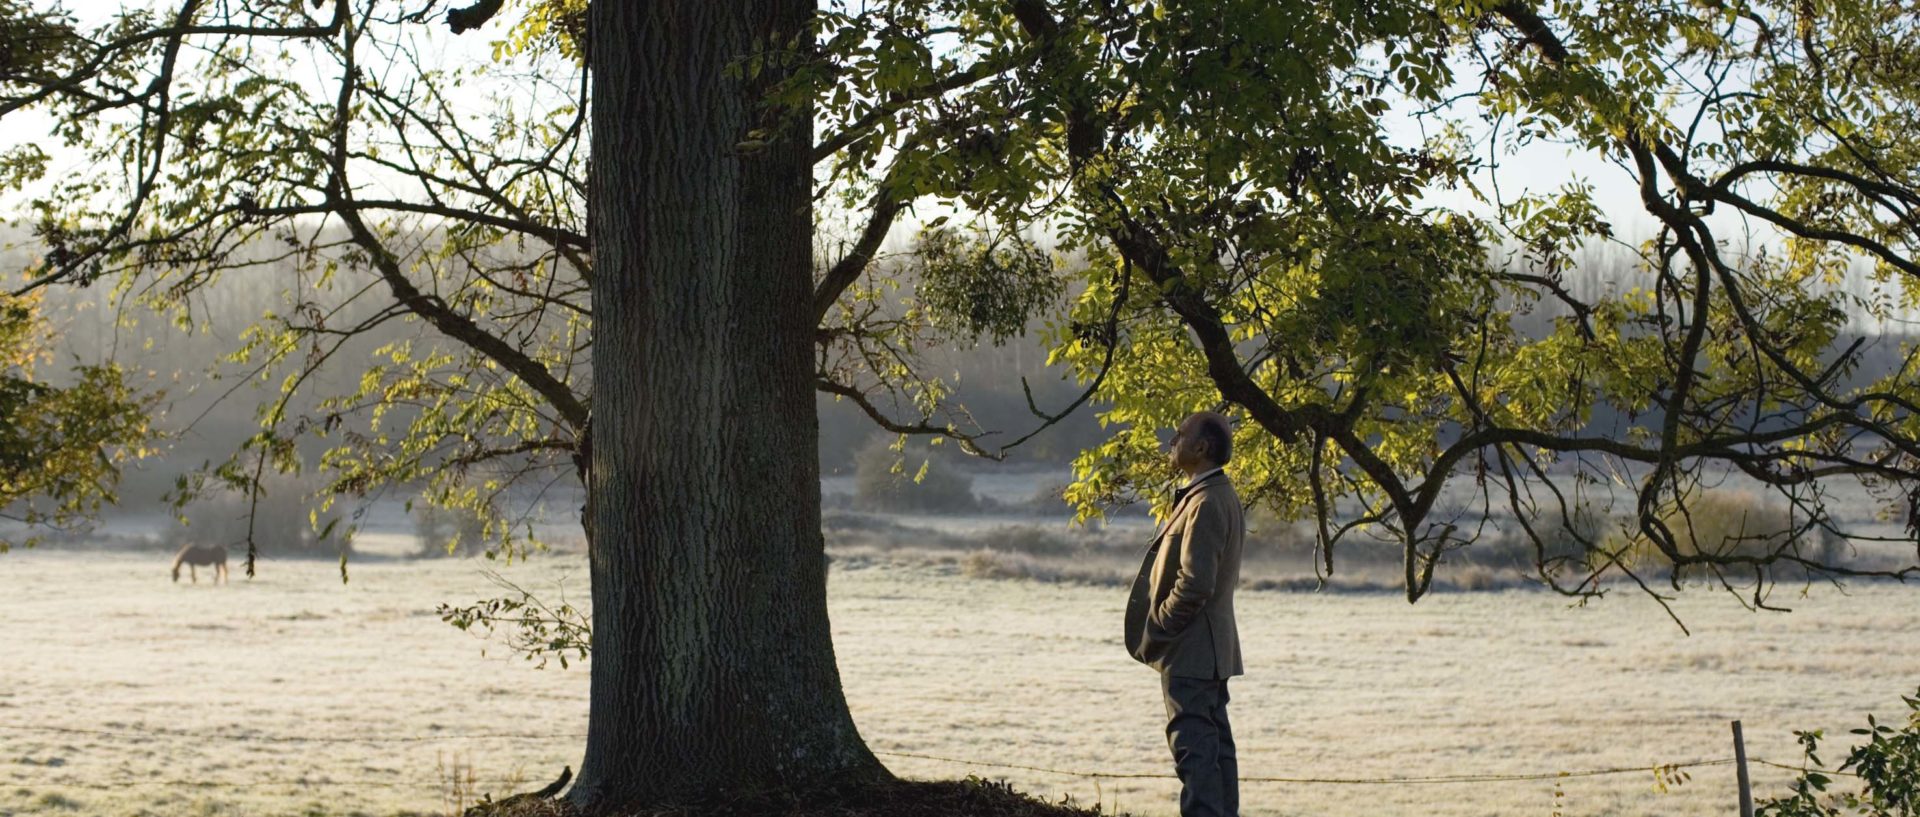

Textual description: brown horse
[171,543,229,584]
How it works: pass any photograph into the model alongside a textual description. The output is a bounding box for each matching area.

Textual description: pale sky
[1,1,1645,228]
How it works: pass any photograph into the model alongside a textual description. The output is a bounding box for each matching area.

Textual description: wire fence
[3,723,575,744]
[4,777,527,791]
[0,721,1851,793]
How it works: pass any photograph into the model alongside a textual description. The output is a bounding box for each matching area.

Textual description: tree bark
[572,0,886,808]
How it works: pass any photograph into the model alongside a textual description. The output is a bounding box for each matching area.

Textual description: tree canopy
[0,289,157,550]
[5,0,1920,610]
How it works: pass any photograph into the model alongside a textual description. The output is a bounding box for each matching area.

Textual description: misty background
[6,223,1919,589]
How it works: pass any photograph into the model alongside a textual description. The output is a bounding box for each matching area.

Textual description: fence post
[1733,719,1754,817]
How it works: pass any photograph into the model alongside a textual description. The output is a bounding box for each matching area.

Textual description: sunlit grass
[1,549,1915,816]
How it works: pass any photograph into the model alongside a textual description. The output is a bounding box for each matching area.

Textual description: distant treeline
[6,228,1916,522]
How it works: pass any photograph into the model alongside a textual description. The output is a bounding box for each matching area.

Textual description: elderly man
[1124,410,1246,817]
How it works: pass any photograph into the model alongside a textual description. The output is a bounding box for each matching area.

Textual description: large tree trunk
[571,0,886,808]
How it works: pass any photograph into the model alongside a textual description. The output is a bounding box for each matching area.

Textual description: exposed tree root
[470,776,1111,817]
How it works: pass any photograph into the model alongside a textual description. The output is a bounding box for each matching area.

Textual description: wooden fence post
[1733,719,1754,817]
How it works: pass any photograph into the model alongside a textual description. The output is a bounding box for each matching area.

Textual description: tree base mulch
[470,777,1114,817]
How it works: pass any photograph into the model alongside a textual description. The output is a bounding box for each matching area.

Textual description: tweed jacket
[1123,471,1246,679]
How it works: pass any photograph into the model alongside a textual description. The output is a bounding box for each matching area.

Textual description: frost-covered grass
[2,550,1917,816]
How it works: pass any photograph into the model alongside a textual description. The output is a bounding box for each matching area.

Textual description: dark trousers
[1161,673,1238,817]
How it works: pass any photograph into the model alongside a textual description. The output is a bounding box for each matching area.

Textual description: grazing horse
[171,544,229,584]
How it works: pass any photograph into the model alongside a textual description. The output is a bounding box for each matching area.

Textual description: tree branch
[811,48,1038,164]
[815,376,1002,459]
[811,191,904,326]
[446,0,506,34]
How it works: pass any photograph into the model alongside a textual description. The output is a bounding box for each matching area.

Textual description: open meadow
[1,548,1916,817]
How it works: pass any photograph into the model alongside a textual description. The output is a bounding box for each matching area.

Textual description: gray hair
[1190,411,1232,465]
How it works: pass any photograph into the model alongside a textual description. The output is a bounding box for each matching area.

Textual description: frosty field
[1,549,1916,817]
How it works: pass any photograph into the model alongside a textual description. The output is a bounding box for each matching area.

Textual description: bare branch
[815,376,1003,459]
[446,0,506,34]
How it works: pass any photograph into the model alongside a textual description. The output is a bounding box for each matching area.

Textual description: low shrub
[1463,504,1609,573]
[414,501,491,557]
[163,472,349,558]
[1758,687,1920,817]
[851,435,981,514]
[1634,490,1839,580]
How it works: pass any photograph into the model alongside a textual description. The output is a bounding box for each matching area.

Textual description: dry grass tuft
[1448,565,1508,592]
[961,548,1033,580]
[959,548,1131,585]
[32,792,85,811]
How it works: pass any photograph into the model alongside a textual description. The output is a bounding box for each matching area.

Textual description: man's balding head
[1169,411,1232,475]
